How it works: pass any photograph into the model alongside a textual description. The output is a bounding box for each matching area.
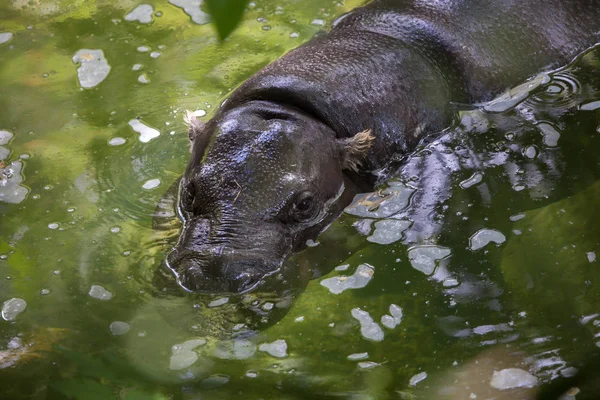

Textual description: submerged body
[168,0,600,293]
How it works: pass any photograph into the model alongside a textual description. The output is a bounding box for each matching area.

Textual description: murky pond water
[1,1,599,399]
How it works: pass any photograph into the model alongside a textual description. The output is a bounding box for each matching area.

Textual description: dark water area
[1,1,599,399]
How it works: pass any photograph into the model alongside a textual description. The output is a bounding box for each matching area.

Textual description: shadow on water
[1,0,600,398]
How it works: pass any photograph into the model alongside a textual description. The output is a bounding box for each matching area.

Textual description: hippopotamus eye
[290,192,319,222]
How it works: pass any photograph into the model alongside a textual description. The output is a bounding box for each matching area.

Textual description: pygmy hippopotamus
[167,0,600,293]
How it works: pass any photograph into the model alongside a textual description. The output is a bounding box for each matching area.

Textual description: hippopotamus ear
[184,110,206,143]
[338,129,374,172]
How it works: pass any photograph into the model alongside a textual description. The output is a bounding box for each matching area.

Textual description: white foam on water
[109,321,130,335]
[367,219,411,244]
[212,339,256,360]
[108,137,126,146]
[409,371,427,386]
[124,4,154,24]
[169,0,210,24]
[408,245,451,275]
[170,339,207,370]
[469,229,506,251]
[142,178,160,190]
[1,298,27,321]
[88,285,113,301]
[128,119,160,142]
[72,49,111,88]
[0,32,13,45]
[490,368,538,390]
[351,308,384,342]
[258,339,287,358]
[320,263,374,294]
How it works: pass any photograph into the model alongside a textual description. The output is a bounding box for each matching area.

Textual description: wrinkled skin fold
[167,0,600,294]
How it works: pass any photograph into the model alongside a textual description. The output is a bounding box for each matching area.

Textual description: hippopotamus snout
[168,246,279,293]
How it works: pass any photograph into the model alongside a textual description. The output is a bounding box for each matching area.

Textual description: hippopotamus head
[167,100,373,294]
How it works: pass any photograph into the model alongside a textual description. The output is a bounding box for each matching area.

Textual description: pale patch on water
[212,339,256,360]
[0,32,13,45]
[489,368,538,390]
[580,100,600,111]
[483,73,550,112]
[367,219,411,244]
[108,137,126,146]
[311,19,325,26]
[347,352,368,360]
[72,49,111,88]
[88,285,113,301]
[469,229,506,251]
[109,321,130,335]
[258,339,287,358]
[137,45,150,52]
[351,308,384,342]
[208,297,229,308]
[459,172,483,189]
[169,339,207,370]
[150,51,161,58]
[132,63,143,71]
[510,213,525,221]
[409,371,427,386]
[128,119,160,142]
[358,361,378,369]
[380,304,403,329]
[169,0,210,24]
[320,263,374,294]
[408,245,451,275]
[345,181,414,218]
[1,298,27,321]
[0,161,29,204]
[142,178,160,190]
[536,122,561,147]
[124,4,154,24]
[138,73,150,84]
[588,251,597,263]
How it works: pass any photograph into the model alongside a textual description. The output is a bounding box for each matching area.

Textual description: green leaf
[205,0,250,40]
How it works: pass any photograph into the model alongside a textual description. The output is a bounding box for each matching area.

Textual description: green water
[1,1,600,399]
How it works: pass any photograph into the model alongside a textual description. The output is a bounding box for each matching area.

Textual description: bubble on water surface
[588,252,597,263]
[150,51,161,58]
[290,32,299,38]
[40,289,50,295]
[108,137,126,146]
[408,245,451,275]
[0,161,29,204]
[72,49,111,89]
[469,229,506,251]
[409,371,427,386]
[0,32,13,45]
[137,45,150,52]
[536,122,561,147]
[212,339,256,360]
[311,19,325,26]
[170,338,207,370]
[1,297,27,321]
[510,213,525,222]
[128,119,160,142]
[320,263,374,294]
[490,368,538,390]
[367,219,411,244]
[169,0,210,24]
[124,4,154,24]
[259,339,287,358]
[351,308,384,342]
[132,64,143,71]
[47,223,59,230]
[88,285,113,301]
[142,178,160,190]
[459,172,483,189]
[109,321,130,335]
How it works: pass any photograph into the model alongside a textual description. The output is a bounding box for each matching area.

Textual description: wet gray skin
[167,101,369,293]
[167,0,600,294]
